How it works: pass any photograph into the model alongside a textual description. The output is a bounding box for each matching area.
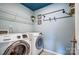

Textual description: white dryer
[29,32,44,55]
[0,33,32,55]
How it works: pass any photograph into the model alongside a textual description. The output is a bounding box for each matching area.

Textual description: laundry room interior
[0,3,75,55]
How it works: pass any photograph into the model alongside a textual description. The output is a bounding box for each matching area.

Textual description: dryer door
[3,40,30,55]
[35,36,44,50]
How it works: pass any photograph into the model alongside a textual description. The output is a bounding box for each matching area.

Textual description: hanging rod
[55,16,71,20]
[39,9,70,18]
[43,16,71,21]
[42,9,64,16]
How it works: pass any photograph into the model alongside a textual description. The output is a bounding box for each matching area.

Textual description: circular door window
[3,40,30,55]
[35,36,44,50]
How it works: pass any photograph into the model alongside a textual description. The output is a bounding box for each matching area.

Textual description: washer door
[35,36,44,50]
[3,40,30,55]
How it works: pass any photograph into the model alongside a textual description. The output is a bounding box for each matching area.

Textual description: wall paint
[0,3,34,33]
[34,3,75,54]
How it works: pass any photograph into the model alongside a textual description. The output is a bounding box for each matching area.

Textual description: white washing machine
[29,32,44,55]
[0,33,32,55]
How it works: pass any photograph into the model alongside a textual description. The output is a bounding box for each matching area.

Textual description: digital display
[22,34,27,38]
